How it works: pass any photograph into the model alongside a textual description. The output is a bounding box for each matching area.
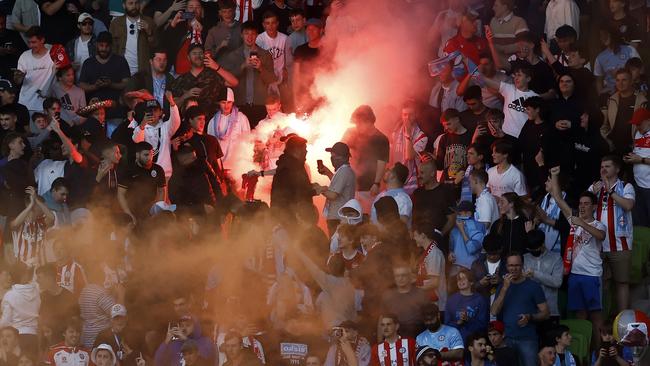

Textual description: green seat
[560,319,592,365]
[630,226,650,284]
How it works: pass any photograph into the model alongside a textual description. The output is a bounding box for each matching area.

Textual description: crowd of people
[0,0,649,365]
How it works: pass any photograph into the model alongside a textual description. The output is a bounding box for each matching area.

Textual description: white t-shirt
[74,38,91,68]
[475,188,500,226]
[571,219,606,277]
[34,159,67,195]
[633,130,650,188]
[424,245,447,310]
[370,188,413,227]
[124,18,140,75]
[499,82,538,137]
[17,49,56,111]
[487,164,527,197]
[256,31,288,83]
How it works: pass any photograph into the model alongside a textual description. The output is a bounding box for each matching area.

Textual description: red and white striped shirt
[370,337,416,366]
[12,216,47,267]
[44,343,91,365]
[56,261,88,296]
[589,181,635,252]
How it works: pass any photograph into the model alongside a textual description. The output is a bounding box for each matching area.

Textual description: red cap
[489,320,505,334]
[630,108,650,125]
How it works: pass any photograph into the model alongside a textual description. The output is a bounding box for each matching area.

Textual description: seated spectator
[221,331,263,366]
[548,324,575,366]
[487,320,519,365]
[90,343,118,366]
[414,345,441,366]
[465,332,497,366]
[522,230,562,322]
[416,304,464,363]
[371,314,416,365]
[444,270,489,342]
[490,253,550,366]
[592,319,634,365]
[0,326,22,364]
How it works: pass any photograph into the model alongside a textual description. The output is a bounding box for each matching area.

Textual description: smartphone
[249,50,258,60]
[181,11,195,20]
[317,159,324,170]
[331,327,344,338]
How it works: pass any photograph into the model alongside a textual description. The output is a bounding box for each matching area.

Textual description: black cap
[0,79,17,93]
[325,142,350,157]
[97,31,112,44]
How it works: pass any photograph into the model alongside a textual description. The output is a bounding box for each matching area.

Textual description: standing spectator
[79,263,120,348]
[544,0,580,41]
[480,66,538,138]
[91,344,118,366]
[505,32,557,101]
[488,0,529,65]
[459,86,489,134]
[458,54,509,111]
[415,304,464,364]
[220,21,277,125]
[0,81,30,132]
[623,108,650,226]
[519,96,548,196]
[456,143,489,203]
[487,321,519,365]
[65,13,96,79]
[48,65,87,126]
[324,321,371,366]
[608,0,643,46]
[443,9,488,65]
[549,325,576,366]
[205,0,244,62]
[109,0,155,75]
[0,13,26,81]
[36,264,79,346]
[412,221,446,309]
[270,134,315,213]
[444,270,489,342]
[550,167,607,342]
[490,253,550,366]
[0,262,40,355]
[124,49,176,118]
[449,201,486,274]
[390,101,428,193]
[206,87,251,167]
[259,0,292,34]
[79,31,131,121]
[588,155,635,313]
[601,68,647,155]
[412,154,456,236]
[434,108,472,183]
[470,169,499,229]
[370,163,413,227]
[287,9,307,55]
[93,304,134,365]
[155,316,217,366]
[10,185,54,266]
[117,141,166,225]
[256,11,289,103]
[341,105,389,214]
[10,0,40,44]
[314,142,356,236]
[371,314,416,366]
[234,0,264,23]
[221,332,263,366]
[37,0,82,45]
[537,173,570,254]
[292,18,323,113]
[523,230,563,322]
[490,192,530,254]
[380,263,430,339]
[487,141,527,197]
[594,27,640,96]
[14,27,56,116]
[428,62,467,113]
[129,93,180,180]
[162,0,208,75]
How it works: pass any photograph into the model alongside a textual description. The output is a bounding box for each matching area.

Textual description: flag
[427,51,460,77]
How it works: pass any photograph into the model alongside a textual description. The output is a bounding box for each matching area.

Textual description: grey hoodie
[523,251,562,316]
[0,282,41,334]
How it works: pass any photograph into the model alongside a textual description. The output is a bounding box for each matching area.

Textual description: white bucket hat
[91,344,117,366]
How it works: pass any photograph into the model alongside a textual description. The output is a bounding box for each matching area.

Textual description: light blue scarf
[540,192,564,253]
[208,106,240,140]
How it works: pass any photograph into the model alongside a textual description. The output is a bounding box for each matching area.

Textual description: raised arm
[50,121,83,164]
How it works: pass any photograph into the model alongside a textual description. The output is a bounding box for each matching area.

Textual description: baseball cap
[452,200,474,213]
[78,13,93,23]
[415,346,440,362]
[217,87,235,102]
[91,344,117,365]
[305,18,323,28]
[111,304,127,318]
[630,108,650,125]
[325,142,350,157]
[97,31,112,44]
[0,79,16,93]
[489,320,505,334]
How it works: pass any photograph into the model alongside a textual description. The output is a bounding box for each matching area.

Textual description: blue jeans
[506,337,538,366]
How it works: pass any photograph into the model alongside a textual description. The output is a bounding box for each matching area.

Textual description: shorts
[602,250,632,283]
[567,273,602,312]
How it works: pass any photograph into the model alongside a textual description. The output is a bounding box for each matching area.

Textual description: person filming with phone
[324,321,370,366]
[312,141,356,237]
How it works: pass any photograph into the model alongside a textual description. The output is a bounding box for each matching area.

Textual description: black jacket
[270,153,315,212]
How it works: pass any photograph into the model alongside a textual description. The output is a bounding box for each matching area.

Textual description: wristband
[260,170,264,177]
[216,65,221,72]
